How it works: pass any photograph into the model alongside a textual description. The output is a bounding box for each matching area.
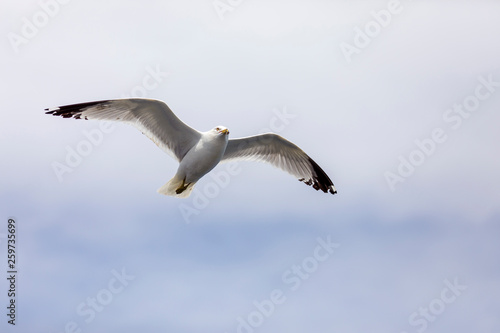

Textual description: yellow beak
[221,128,229,135]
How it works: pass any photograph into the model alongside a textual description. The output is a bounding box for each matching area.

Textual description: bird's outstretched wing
[221,133,336,194]
[45,98,201,161]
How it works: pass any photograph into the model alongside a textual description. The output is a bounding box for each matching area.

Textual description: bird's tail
[157,174,195,198]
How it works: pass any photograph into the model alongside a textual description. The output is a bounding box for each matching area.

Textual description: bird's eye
[216,127,220,131]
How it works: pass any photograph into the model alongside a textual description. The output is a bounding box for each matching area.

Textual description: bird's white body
[158,127,229,197]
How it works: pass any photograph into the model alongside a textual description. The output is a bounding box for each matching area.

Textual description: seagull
[45,98,337,198]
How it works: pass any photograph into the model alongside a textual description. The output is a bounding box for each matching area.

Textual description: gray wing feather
[45,98,201,161]
[221,133,336,194]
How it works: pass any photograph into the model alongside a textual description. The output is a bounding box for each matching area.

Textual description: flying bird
[45,98,337,198]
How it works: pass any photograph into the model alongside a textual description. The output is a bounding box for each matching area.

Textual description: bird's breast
[179,137,228,180]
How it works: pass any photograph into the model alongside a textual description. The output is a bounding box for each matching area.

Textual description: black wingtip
[300,157,337,195]
[44,100,110,119]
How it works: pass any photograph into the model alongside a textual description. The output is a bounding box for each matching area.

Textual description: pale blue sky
[1,1,500,332]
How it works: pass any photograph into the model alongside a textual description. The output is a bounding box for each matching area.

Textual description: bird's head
[213,126,230,136]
